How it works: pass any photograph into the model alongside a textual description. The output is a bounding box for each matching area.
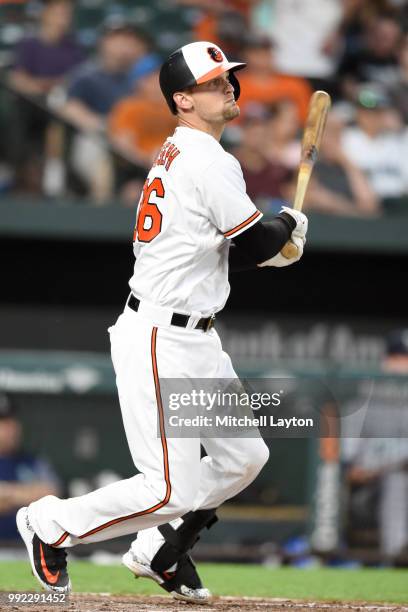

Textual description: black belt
[128,294,216,332]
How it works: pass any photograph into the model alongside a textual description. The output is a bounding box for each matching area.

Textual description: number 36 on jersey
[133,177,165,243]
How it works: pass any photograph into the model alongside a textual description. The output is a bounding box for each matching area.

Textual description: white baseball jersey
[129,126,262,317]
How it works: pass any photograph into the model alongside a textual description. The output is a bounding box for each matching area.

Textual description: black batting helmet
[159,41,246,115]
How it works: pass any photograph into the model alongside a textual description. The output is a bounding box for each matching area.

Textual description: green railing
[2,199,408,252]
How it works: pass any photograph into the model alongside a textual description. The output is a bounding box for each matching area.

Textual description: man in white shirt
[342,86,408,208]
[252,0,343,81]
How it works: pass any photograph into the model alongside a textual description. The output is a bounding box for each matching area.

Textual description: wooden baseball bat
[280,90,331,259]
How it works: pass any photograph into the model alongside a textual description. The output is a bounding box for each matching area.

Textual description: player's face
[190,72,240,123]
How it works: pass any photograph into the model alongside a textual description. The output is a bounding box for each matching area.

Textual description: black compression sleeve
[229,243,257,272]
[229,212,296,271]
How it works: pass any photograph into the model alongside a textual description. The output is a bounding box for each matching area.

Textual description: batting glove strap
[280,206,308,239]
[277,211,297,233]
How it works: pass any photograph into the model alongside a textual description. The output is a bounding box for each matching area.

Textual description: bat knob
[281,240,299,259]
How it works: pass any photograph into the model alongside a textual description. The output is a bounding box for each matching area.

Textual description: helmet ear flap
[229,71,241,102]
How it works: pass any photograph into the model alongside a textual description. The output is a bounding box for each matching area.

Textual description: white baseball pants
[28,304,269,547]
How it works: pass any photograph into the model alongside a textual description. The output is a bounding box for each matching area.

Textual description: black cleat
[16,507,71,593]
[122,550,212,603]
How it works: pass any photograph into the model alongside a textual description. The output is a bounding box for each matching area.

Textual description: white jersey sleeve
[198,153,263,239]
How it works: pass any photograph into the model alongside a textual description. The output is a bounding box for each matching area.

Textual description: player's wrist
[279,206,308,237]
[277,211,297,232]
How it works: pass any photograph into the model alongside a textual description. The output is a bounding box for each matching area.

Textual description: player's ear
[173,91,193,113]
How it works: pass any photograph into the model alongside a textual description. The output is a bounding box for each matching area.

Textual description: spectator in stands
[306,111,380,216]
[7,0,85,197]
[342,86,408,213]
[388,33,408,124]
[337,0,399,64]
[232,102,293,212]
[109,59,177,205]
[338,13,403,100]
[109,60,176,168]
[342,330,408,561]
[251,0,344,93]
[237,35,312,125]
[263,100,301,170]
[176,0,252,56]
[61,23,149,132]
[60,23,150,203]
[8,0,84,99]
[0,394,60,541]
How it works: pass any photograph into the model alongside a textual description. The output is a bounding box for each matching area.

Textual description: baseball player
[16,41,308,603]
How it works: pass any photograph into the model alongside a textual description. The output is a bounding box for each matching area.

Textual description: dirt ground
[1,594,408,612]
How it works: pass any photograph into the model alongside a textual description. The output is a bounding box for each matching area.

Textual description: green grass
[0,561,407,604]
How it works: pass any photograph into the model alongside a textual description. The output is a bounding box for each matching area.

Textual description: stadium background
[0,0,407,573]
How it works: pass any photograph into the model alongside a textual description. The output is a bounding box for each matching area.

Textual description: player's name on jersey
[152,141,180,171]
[168,414,314,429]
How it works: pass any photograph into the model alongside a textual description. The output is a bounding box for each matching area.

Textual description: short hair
[100,18,152,47]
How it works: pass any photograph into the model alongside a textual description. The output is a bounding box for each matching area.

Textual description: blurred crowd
[0,0,407,214]
[0,394,60,542]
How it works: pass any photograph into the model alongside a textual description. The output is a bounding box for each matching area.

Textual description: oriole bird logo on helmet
[207,47,223,63]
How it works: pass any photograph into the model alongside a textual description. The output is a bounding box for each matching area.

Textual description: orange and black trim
[51,327,171,546]
[51,531,69,547]
[224,210,262,239]
[196,63,229,84]
[195,61,245,86]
